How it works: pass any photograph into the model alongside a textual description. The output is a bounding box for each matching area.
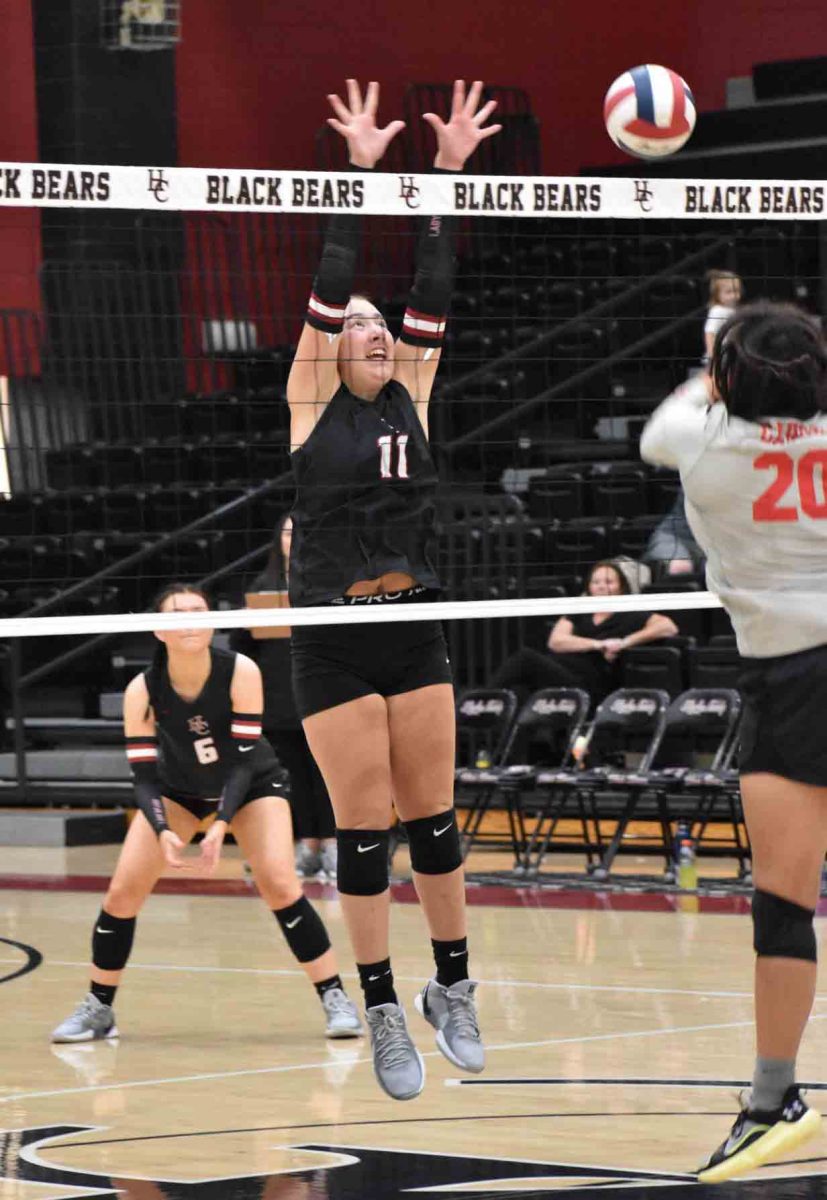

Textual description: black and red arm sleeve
[125,736,168,836]
[305,168,370,336]
[215,712,263,824]
[399,169,456,351]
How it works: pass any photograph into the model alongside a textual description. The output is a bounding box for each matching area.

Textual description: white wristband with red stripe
[231,714,262,741]
[307,292,347,334]
[400,306,446,348]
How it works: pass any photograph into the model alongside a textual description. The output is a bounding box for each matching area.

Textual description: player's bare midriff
[346,571,418,596]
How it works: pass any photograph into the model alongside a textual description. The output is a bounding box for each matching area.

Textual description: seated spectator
[643,489,705,577]
[702,269,743,367]
[491,560,678,706]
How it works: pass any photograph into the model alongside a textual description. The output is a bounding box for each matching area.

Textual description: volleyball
[603,64,696,159]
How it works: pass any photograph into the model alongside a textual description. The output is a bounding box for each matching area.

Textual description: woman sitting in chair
[490,561,677,706]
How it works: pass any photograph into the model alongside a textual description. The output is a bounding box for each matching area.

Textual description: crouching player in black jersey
[51,584,361,1043]
[287,79,500,1100]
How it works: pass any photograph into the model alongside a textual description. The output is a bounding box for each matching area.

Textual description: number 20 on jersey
[753,450,827,522]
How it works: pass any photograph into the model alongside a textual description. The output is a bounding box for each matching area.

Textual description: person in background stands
[232,515,337,880]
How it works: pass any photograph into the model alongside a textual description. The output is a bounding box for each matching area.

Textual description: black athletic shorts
[291,586,453,719]
[163,768,288,821]
[738,642,827,786]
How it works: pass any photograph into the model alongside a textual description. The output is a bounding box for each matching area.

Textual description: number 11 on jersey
[378,434,409,480]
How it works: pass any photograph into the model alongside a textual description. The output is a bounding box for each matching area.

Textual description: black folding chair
[463,687,592,872]
[616,687,743,880]
[537,688,670,879]
[454,688,519,857]
[679,692,749,880]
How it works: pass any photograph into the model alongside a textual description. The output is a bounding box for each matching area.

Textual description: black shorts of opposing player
[291,587,452,719]
[738,642,827,785]
[752,889,817,963]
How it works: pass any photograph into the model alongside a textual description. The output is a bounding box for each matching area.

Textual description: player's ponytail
[712,301,827,423]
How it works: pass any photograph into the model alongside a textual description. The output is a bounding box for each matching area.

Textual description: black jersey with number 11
[289,379,441,606]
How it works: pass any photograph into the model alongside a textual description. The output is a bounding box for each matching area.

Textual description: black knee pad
[273,897,331,963]
[337,828,390,896]
[404,810,462,876]
[752,889,817,962]
[92,909,136,971]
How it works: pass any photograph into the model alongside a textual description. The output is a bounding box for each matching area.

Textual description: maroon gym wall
[176,0,827,174]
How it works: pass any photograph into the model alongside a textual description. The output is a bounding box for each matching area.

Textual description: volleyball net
[0,163,823,711]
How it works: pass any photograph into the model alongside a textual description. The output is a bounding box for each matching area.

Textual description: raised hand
[423,80,502,172]
[326,79,405,169]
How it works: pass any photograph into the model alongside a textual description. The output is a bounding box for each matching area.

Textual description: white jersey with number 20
[640,373,827,658]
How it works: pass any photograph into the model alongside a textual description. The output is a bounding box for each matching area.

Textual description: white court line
[5,1013,827,1106]
[5,956,820,1002]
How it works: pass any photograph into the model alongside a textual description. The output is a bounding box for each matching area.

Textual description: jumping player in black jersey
[51,583,361,1043]
[287,79,500,1100]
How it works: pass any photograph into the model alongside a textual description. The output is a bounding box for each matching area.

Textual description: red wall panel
[0,0,41,354]
[176,0,827,175]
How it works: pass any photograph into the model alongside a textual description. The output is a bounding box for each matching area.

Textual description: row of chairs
[454,685,747,882]
[45,432,290,492]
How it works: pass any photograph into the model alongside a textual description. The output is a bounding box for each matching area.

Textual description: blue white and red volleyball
[604,64,696,159]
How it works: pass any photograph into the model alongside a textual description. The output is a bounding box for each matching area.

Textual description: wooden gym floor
[1,831,826,1199]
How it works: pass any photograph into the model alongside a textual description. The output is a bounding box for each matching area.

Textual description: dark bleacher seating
[688,644,742,690]
[589,463,648,520]
[0,493,46,536]
[548,518,610,570]
[620,644,685,698]
[526,468,584,522]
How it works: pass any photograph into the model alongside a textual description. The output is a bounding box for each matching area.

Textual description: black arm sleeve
[399,168,456,349]
[125,736,169,835]
[214,712,263,824]
[305,167,370,334]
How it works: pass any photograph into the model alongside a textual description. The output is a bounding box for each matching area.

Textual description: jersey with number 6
[289,378,441,605]
[641,374,827,657]
[144,647,277,799]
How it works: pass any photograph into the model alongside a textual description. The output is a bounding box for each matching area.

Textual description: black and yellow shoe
[698,1085,821,1184]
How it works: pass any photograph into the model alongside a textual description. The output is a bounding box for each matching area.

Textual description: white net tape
[0,163,823,220]
[0,591,722,639]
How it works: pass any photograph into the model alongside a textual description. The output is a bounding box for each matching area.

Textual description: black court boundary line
[449,1077,827,1090]
[44,1110,736,1151]
[0,936,42,985]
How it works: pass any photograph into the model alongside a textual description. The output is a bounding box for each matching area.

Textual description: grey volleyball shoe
[51,993,119,1043]
[319,841,338,882]
[294,843,322,878]
[415,978,484,1073]
[321,987,363,1039]
[365,1003,425,1100]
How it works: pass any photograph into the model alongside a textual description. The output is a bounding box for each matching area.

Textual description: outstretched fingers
[364,79,380,117]
[346,77,363,115]
[462,79,484,116]
[327,91,351,122]
[473,98,498,126]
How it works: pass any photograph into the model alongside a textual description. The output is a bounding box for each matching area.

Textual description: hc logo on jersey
[399,176,421,209]
[188,714,209,735]
[147,168,169,203]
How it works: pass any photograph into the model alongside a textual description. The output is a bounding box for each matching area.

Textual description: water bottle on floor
[674,821,697,891]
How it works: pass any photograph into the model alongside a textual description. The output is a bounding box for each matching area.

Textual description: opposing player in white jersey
[641,301,826,1183]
